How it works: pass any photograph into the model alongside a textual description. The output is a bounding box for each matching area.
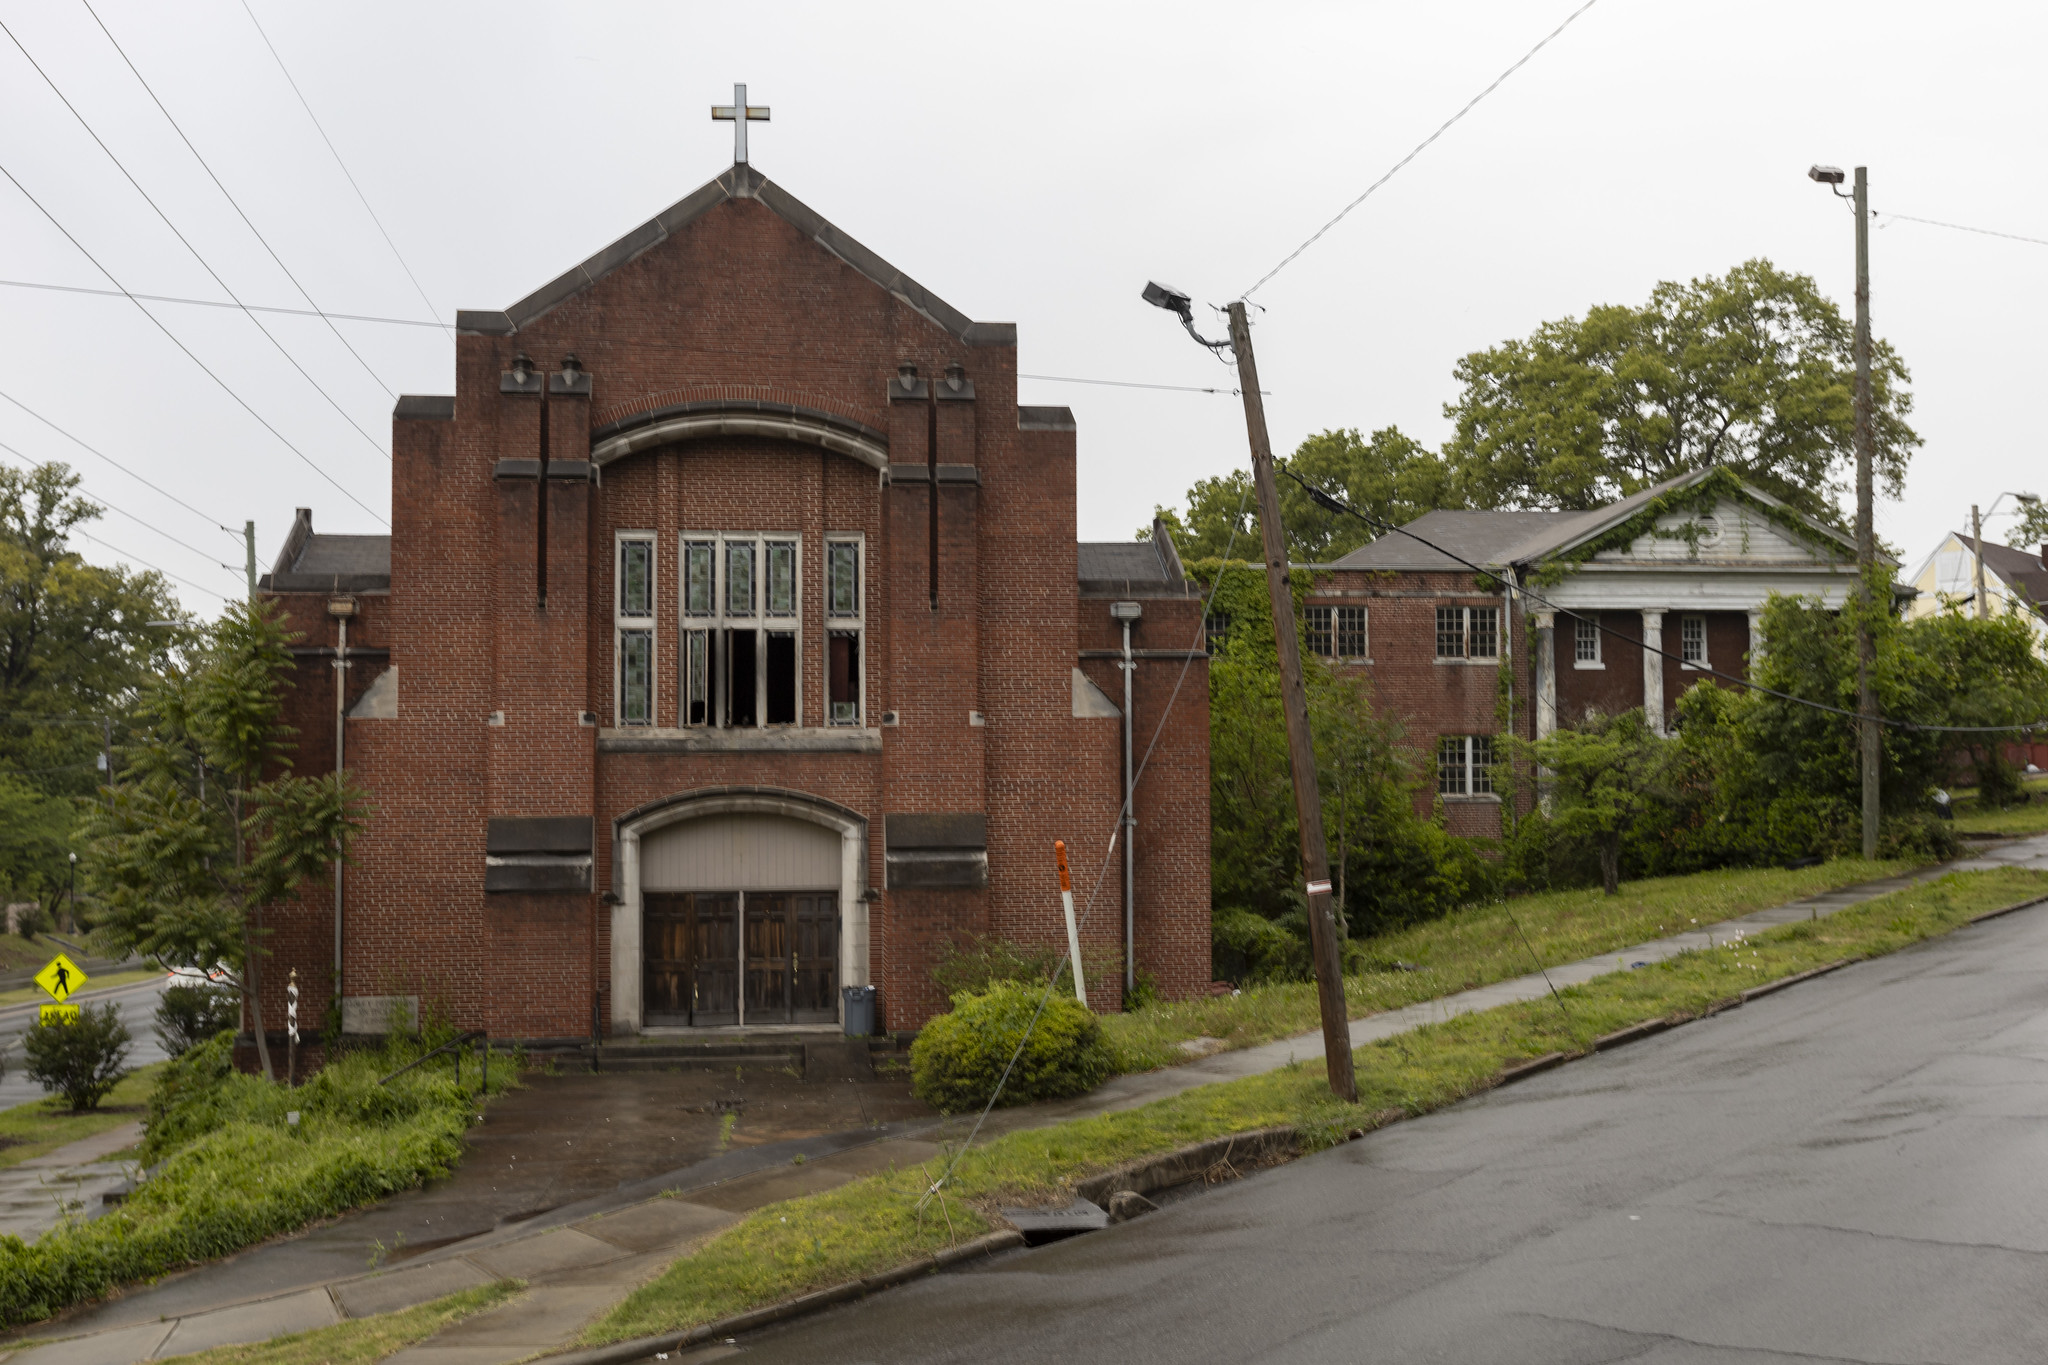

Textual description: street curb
[1968,893,2048,925]
[1740,958,1853,1003]
[1592,1018,1673,1051]
[1493,1052,1567,1085]
[1075,1126,1299,1205]
[532,1229,1024,1365]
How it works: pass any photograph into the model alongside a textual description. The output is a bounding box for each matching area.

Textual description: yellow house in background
[1903,532,2048,657]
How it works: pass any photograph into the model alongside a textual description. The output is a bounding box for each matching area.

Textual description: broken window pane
[684,631,709,726]
[766,631,796,724]
[829,630,860,724]
[726,629,757,727]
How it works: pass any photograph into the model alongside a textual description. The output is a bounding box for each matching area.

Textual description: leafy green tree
[81,600,367,1081]
[0,462,188,915]
[23,1002,131,1111]
[1445,259,1919,526]
[1899,607,2048,805]
[1524,709,1672,894]
[1150,425,1457,561]
[2007,499,2048,557]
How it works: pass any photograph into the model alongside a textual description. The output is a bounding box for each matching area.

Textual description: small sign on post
[34,953,86,1004]
[1054,841,1086,1007]
[38,1005,78,1026]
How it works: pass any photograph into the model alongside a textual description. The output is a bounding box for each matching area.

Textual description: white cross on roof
[711,83,770,165]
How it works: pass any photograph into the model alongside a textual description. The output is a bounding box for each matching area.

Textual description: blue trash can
[842,985,876,1038]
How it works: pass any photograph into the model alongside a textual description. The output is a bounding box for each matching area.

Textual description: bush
[910,983,1113,1113]
[24,1003,131,1111]
[153,984,239,1060]
[930,934,1066,997]
[0,1032,506,1326]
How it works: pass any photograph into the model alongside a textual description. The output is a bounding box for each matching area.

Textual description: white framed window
[825,535,865,726]
[1573,615,1602,667]
[1435,606,1499,661]
[615,533,656,727]
[677,533,801,728]
[1308,605,1369,659]
[1437,735,1496,797]
[1681,614,1708,668]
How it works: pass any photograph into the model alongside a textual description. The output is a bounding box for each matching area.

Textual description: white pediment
[1591,497,1838,566]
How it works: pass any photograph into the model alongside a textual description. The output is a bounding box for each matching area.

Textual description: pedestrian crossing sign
[34,953,86,1003]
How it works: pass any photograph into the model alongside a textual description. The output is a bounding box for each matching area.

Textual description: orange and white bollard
[1054,841,1086,1006]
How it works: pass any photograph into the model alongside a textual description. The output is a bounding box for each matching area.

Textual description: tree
[1900,607,2048,806]
[24,1002,131,1111]
[0,462,188,916]
[1150,425,1457,561]
[1525,709,1672,894]
[81,600,367,1081]
[1445,259,1920,526]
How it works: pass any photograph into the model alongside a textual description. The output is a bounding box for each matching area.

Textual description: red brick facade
[256,165,1210,1043]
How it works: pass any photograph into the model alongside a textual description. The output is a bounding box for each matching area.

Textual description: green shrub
[910,983,1112,1113]
[152,984,239,1060]
[0,1033,507,1326]
[24,1003,131,1111]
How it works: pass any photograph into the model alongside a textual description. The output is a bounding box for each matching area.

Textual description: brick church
[258,145,1211,1042]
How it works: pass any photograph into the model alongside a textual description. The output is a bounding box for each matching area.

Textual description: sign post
[1054,841,1087,1006]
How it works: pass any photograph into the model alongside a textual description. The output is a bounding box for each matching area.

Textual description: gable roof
[1925,533,2048,615]
[1327,467,1870,573]
[454,163,1014,346]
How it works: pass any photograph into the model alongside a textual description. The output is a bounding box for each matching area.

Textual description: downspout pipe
[1111,601,1143,1003]
[327,597,356,1003]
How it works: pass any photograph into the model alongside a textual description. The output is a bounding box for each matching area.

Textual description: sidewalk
[5,842,2039,1365]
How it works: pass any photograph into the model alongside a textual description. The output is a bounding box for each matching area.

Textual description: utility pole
[244,520,258,600]
[1851,166,1881,862]
[1226,301,1356,1103]
[1972,503,1989,621]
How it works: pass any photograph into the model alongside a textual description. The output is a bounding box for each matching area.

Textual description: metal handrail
[378,1028,489,1091]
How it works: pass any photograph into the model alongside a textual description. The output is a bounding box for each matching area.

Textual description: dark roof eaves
[590,398,889,448]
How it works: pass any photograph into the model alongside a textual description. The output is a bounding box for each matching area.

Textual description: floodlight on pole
[1141,281,1230,351]
[1808,164,1847,185]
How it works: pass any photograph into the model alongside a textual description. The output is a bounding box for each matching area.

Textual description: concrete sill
[1433,657,1500,666]
[1572,660,1606,670]
[598,727,882,754]
[1442,794,1503,804]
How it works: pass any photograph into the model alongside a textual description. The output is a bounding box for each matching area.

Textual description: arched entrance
[611,789,868,1032]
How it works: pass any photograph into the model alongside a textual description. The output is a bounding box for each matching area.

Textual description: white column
[1535,611,1557,739]
[840,826,869,996]
[1747,609,1765,672]
[611,829,643,1034]
[1642,610,1666,735]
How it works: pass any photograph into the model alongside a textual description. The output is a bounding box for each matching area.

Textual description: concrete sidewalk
[5,842,2039,1365]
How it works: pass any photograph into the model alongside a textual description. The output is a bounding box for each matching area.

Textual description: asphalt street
[0,975,168,1110]
[738,897,2048,1364]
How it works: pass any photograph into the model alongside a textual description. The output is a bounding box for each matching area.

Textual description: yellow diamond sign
[34,953,86,1003]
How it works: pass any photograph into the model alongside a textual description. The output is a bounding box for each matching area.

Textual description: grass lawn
[0,1063,165,1169]
[586,865,2048,1346]
[0,936,75,974]
[1952,774,2048,837]
[153,1281,522,1365]
[1103,854,1915,1072]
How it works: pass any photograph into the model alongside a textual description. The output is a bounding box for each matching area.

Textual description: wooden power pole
[1851,167,1881,862]
[1226,301,1357,1103]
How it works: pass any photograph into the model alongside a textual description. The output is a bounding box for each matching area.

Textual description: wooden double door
[643,890,839,1026]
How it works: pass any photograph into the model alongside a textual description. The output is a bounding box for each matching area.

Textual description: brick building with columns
[254,159,1211,1044]
[1301,468,1876,834]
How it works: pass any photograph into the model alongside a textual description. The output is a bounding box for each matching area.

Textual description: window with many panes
[1680,614,1707,668]
[825,537,864,725]
[1574,615,1601,665]
[678,533,800,728]
[615,534,655,726]
[1435,606,1500,660]
[1436,734,1496,796]
[1204,613,1231,656]
[1305,604,1368,659]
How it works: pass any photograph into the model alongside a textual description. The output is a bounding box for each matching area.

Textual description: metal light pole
[1810,163,1880,860]
[1140,281,1355,1102]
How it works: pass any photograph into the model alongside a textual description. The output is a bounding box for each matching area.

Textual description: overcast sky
[1,0,2041,614]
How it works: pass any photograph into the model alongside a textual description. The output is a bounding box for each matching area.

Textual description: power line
[1242,0,1602,299]
[0,389,240,544]
[0,17,392,467]
[73,529,232,601]
[1285,467,2048,736]
[0,437,242,571]
[80,0,399,400]
[1879,213,2048,250]
[1018,372,1258,396]
[0,155,388,526]
[0,278,445,329]
[239,0,444,332]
